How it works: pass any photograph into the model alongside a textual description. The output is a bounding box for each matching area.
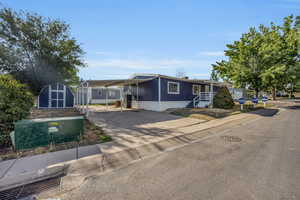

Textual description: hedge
[0,75,34,148]
[213,87,235,109]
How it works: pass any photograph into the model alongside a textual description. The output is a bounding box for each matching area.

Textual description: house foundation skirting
[132,101,191,111]
[90,99,120,104]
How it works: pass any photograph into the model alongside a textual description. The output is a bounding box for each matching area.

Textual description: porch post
[76,87,78,107]
[120,86,123,112]
[210,82,213,108]
[86,82,89,116]
[136,81,139,109]
[105,86,108,110]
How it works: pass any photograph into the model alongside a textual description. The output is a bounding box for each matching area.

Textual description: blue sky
[1,0,299,80]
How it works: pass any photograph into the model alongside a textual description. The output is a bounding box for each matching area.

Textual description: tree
[213,27,265,97]
[259,16,300,99]
[213,87,234,109]
[0,7,85,94]
[210,69,219,81]
[0,75,34,147]
[212,15,300,99]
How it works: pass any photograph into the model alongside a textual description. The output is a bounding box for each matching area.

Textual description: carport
[76,78,155,116]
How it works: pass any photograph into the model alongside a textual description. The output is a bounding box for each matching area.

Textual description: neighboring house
[83,74,225,111]
[228,88,245,100]
[90,87,121,104]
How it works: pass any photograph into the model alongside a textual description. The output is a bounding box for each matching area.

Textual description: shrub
[213,87,235,109]
[0,75,34,147]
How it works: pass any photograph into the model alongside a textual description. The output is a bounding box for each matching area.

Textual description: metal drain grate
[0,176,61,200]
[221,135,242,142]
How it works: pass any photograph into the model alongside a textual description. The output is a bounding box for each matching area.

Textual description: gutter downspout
[158,77,161,111]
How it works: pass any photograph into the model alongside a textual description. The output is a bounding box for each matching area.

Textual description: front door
[50,83,65,108]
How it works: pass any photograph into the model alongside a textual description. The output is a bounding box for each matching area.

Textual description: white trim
[63,85,66,108]
[167,81,180,94]
[132,101,190,111]
[90,99,119,104]
[48,85,51,108]
[192,85,200,95]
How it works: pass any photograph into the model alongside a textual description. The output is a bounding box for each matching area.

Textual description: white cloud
[197,51,224,57]
[86,58,212,70]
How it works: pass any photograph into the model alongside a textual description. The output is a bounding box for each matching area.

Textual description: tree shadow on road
[247,108,279,117]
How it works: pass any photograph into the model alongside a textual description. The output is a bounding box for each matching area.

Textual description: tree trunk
[272,87,276,100]
[289,84,294,99]
[255,89,259,98]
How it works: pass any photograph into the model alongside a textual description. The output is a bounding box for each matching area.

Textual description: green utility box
[10,116,84,151]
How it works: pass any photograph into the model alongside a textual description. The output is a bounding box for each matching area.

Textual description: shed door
[50,83,65,108]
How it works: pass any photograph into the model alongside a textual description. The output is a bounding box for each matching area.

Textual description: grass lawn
[167,101,274,121]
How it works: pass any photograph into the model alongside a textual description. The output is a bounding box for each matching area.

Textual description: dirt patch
[28,108,83,119]
[167,102,274,121]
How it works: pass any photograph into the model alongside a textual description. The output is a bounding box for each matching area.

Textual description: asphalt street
[60,105,300,200]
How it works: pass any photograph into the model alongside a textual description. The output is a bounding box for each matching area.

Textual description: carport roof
[86,78,155,87]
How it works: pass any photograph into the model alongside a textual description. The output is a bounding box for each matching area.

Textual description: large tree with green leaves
[212,15,300,99]
[0,7,85,94]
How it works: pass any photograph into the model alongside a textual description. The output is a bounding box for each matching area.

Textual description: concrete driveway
[60,104,300,200]
[88,106,206,147]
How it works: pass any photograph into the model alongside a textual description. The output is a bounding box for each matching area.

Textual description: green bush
[213,87,235,109]
[0,75,34,147]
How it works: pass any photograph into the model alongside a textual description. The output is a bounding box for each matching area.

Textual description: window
[98,89,102,96]
[109,90,116,97]
[192,85,200,95]
[168,81,180,94]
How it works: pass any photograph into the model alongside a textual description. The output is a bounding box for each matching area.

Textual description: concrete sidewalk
[0,144,100,191]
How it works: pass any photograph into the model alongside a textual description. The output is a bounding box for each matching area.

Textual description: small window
[168,81,180,94]
[193,85,200,95]
[109,90,116,97]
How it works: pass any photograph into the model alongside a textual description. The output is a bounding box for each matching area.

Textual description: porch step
[195,101,211,108]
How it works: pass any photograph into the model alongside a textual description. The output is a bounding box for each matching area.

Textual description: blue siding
[39,86,49,107]
[125,78,158,101]
[160,77,204,101]
[124,77,221,103]
[38,84,74,108]
[65,87,74,107]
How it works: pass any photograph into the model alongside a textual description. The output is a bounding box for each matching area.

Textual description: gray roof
[85,74,227,87]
